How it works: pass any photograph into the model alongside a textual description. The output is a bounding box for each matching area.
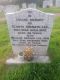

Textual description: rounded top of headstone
[6,8,54,17]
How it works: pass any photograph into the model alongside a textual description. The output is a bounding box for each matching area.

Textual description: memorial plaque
[6,8,54,63]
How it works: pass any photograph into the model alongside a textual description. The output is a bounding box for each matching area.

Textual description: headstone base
[6,55,50,64]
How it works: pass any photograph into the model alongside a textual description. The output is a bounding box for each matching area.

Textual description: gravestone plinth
[6,8,54,64]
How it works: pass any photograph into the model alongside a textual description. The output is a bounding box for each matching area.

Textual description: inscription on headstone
[6,8,54,63]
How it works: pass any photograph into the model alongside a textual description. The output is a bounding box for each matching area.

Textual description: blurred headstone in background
[5,5,19,13]
[28,3,36,8]
[43,0,53,8]
[22,3,26,9]
[56,0,60,7]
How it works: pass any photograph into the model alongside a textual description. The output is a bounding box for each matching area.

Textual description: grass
[38,7,60,13]
[48,16,60,62]
[0,8,60,80]
[0,21,12,63]
[0,63,60,80]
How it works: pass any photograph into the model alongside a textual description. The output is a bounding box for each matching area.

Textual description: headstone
[0,5,4,12]
[22,3,26,9]
[43,0,53,8]
[5,5,19,13]
[56,0,60,7]
[28,3,36,8]
[6,8,54,63]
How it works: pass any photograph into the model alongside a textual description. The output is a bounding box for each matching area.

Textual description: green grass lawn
[39,7,60,13]
[48,16,60,62]
[0,21,12,63]
[0,63,60,80]
[0,8,60,80]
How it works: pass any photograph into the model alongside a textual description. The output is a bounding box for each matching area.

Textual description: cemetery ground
[0,7,60,80]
